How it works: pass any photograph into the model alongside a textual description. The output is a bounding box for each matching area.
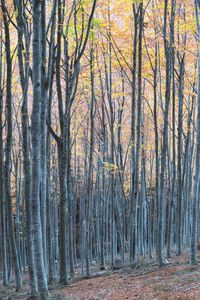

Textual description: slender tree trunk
[14,0,38,292]
[135,0,143,259]
[31,0,49,297]
[1,0,22,290]
[153,25,160,257]
[177,54,185,255]
[157,0,172,267]
[130,3,138,264]
[40,0,48,271]
[190,0,200,265]
[86,40,95,276]
[0,34,8,285]
[46,9,57,280]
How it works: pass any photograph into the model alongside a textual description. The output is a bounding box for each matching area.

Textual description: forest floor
[2,250,200,299]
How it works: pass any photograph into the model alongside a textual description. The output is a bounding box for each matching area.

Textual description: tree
[14,0,38,294]
[31,0,49,297]
[1,0,23,290]
[48,0,97,283]
[190,0,200,265]
[0,28,8,287]
[157,0,174,267]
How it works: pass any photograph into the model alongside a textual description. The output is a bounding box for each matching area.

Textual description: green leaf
[14,9,18,18]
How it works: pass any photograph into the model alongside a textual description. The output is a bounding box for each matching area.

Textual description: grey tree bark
[14,0,38,293]
[157,0,174,267]
[48,0,97,283]
[0,31,8,287]
[31,0,49,297]
[40,0,48,271]
[1,0,23,290]
[130,2,139,264]
[190,0,200,265]
[85,37,95,276]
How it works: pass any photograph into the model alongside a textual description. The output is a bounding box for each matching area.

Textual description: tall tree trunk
[14,0,38,293]
[0,32,8,286]
[190,0,200,265]
[153,19,160,257]
[106,0,115,268]
[157,0,172,267]
[1,0,22,290]
[134,0,143,261]
[31,0,49,297]
[86,39,95,276]
[167,0,176,256]
[177,54,185,255]
[46,0,57,280]
[130,3,139,264]
[40,0,48,271]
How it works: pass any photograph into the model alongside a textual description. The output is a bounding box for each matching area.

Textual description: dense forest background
[1,0,200,298]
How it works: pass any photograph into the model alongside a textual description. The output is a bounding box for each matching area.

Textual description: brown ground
[2,251,200,299]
